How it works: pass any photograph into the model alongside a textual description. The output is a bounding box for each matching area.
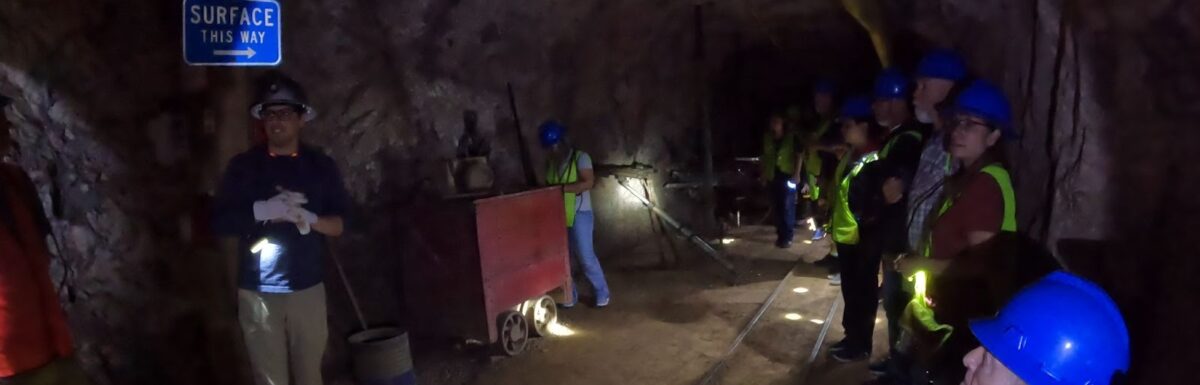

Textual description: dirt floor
[413,225,891,385]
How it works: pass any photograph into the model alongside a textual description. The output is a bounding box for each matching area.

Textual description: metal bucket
[348,328,417,385]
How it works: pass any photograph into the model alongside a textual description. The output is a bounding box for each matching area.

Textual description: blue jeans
[568,211,610,302]
[772,171,797,244]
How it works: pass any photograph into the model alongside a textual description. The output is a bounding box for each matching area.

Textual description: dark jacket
[878,121,927,254]
[846,150,888,242]
[210,144,351,293]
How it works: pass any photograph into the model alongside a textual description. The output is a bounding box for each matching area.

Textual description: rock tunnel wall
[0,0,1196,383]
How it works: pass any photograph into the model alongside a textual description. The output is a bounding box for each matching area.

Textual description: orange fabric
[0,165,73,377]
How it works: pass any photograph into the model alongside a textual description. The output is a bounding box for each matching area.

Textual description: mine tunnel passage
[0,0,1195,384]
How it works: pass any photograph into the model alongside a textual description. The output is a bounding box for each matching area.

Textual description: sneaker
[828,273,841,286]
[831,348,871,363]
[560,294,578,309]
[811,229,826,240]
[869,358,891,376]
[596,297,610,308]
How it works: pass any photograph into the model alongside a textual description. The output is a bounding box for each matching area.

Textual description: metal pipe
[506,82,537,187]
[616,178,736,272]
[694,3,718,238]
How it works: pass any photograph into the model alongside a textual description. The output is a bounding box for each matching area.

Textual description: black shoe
[868,358,891,376]
[776,240,793,249]
[829,339,851,353]
[831,348,871,363]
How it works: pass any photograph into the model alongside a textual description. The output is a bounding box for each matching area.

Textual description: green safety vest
[955,164,1017,231]
[762,130,798,176]
[830,151,881,245]
[546,150,581,227]
[880,130,923,159]
[905,163,1016,348]
[802,120,832,202]
[920,163,1017,256]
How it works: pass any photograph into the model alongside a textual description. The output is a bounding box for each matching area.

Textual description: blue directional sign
[183,0,281,66]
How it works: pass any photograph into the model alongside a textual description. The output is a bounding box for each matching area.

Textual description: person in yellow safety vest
[827,96,890,363]
[870,67,931,378]
[759,113,803,248]
[799,79,839,242]
[538,120,611,309]
[895,80,1020,384]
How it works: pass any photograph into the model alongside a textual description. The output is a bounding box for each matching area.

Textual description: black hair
[0,95,10,108]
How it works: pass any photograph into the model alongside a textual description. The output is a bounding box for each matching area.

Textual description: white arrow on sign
[214,47,257,59]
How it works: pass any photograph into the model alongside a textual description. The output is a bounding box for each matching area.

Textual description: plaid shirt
[906,134,957,251]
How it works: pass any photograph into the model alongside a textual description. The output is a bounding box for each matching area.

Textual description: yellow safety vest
[802,120,832,202]
[919,163,1017,256]
[905,163,1017,348]
[830,151,880,245]
[880,130,923,159]
[762,130,798,176]
[546,150,581,227]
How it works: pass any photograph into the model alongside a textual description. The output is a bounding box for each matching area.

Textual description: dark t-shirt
[211,144,350,293]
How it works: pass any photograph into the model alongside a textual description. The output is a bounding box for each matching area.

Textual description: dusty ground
[413,225,890,385]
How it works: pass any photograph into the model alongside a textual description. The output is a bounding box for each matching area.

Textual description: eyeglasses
[951,117,992,132]
[260,108,300,121]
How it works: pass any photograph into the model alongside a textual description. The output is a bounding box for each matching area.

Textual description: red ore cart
[404,187,572,356]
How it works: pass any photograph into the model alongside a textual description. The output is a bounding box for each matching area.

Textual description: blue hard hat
[916,49,967,81]
[538,120,565,148]
[838,95,873,121]
[953,79,1017,139]
[813,78,836,95]
[970,271,1130,385]
[873,68,909,100]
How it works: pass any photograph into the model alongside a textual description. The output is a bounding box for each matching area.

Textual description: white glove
[269,189,308,207]
[253,199,292,222]
[288,206,319,235]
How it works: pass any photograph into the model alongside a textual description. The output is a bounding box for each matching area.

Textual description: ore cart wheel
[497,310,529,356]
[525,295,558,337]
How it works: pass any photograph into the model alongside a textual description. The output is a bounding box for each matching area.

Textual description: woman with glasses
[895,79,1020,384]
